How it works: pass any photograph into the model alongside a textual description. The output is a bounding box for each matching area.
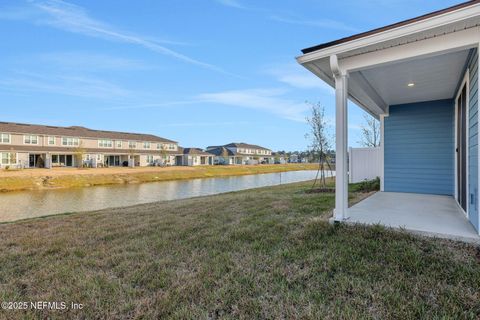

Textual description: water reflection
[0,170,333,222]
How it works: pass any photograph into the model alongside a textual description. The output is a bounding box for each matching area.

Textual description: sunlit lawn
[0,180,478,319]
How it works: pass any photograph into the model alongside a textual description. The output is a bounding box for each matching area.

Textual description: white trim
[297,4,480,63]
[61,137,80,147]
[0,151,17,166]
[0,133,11,144]
[47,136,56,145]
[454,69,470,217]
[339,27,479,72]
[333,71,349,221]
[379,114,386,192]
[98,139,113,148]
[23,134,39,145]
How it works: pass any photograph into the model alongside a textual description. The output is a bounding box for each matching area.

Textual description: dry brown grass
[0,163,319,192]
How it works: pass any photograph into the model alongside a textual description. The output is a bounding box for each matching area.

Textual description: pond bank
[0,163,320,192]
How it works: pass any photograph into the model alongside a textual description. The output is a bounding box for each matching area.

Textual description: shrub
[350,177,380,193]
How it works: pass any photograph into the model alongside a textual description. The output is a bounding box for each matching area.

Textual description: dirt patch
[305,187,335,194]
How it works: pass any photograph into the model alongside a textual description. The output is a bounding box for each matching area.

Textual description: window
[48,136,56,145]
[1,152,16,165]
[157,143,162,150]
[143,142,151,149]
[98,139,113,148]
[52,155,59,164]
[168,144,176,150]
[86,154,90,161]
[128,141,136,149]
[146,155,153,163]
[116,141,122,148]
[62,137,79,146]
[97,154,102,161]
[24,135,38,145]
[0,133,10,144]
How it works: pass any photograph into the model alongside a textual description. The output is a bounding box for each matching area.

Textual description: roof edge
[301,0,480,54]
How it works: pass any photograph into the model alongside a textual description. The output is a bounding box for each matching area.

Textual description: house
[0,122,182,168]
[297,0,480,242]
[272,152,287,164]
[180,148,214,166]
[206,143,274,165]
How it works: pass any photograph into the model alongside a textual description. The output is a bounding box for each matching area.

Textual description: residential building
[206,143,274,165]
[297,0,480,240]
[180,148,214,166]
[0,122,182,169]
[272,152,287,164]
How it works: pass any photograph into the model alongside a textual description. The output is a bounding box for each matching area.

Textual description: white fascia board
[340,26,480,72]
[301,61,383,118]
[296,3,480,64]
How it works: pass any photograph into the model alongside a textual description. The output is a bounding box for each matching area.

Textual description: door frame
[454,69,470,217]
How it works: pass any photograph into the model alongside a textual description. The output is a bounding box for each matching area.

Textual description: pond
[0,170,334,222]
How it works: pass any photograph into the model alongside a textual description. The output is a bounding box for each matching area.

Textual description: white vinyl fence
[349,147,381,183]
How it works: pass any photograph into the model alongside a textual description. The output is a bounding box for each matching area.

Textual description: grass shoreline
[0,180,478,318]
[0,163,320,193]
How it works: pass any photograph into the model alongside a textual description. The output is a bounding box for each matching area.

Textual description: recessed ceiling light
[407,82,415,87]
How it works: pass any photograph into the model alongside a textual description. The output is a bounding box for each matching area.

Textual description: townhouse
[180,148,214,166]
[206,143,274,165]
[0,122,182,168]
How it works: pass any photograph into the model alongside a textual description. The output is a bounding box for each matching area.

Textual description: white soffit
[358,50,470,106]
[338,16,480,59]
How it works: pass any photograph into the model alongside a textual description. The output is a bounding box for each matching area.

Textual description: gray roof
[207,142,271,151]
[207,147,236,156]
[0,122,177,143]
[182,148,213,156]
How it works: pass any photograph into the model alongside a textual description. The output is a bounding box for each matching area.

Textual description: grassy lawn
[0,180,479,318]
[0,163,320,192]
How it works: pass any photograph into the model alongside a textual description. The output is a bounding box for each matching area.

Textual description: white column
[334,73,349,221]
[380,114,385,192]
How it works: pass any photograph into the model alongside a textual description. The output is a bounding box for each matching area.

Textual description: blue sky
[0,0,461,151]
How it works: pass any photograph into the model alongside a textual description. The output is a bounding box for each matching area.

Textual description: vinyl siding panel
[384,99,454,195]
[468,49,479,232]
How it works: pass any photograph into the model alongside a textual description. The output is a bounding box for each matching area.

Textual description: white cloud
[270,15,358,32]
[1,0,233,75]
[197,88,309,122]
[215,0,245,9]
[265,64,334,92]
[0,71,130,99]
[35,52,150,71]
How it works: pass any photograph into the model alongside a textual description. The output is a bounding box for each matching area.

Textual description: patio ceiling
[297,1,480,117]
[354,49,471,107]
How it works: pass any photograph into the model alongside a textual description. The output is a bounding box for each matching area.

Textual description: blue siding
[468,50,479,232]
[384,99,454,195]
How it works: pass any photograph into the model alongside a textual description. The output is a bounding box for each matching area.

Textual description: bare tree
[221,148,230,165]
[359,114,380,147]
[73,141,86,168]
[160,144,168,165]
[305,102,333,190]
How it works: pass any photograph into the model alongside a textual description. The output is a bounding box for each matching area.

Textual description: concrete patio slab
[347,192,480,244]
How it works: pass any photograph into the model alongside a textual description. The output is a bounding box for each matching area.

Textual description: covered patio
[297,1,480,241]
[348,192,480,243]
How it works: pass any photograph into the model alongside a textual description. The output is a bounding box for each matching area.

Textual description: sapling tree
[73,141,86,168]
[305,102,333,190]
[359,114,380,147]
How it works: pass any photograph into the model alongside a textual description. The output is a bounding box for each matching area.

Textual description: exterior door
[66,155,73,167]
[29,154,35,168]
[456,84,467,211]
